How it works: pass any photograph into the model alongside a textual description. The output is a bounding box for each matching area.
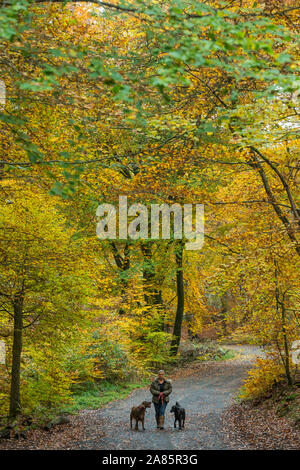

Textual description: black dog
[170,402,185,430]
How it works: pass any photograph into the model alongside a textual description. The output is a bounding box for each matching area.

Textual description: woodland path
[71,344,262,450]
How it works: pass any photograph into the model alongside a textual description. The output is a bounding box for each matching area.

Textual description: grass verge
[62,379,149,414]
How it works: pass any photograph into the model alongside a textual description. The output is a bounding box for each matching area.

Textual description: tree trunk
[281,300,293,386]
[250,153,300,257]
[9,295,23,419]
[141,242,164,330]
[220,292,229,335]
[111,241,130,315]
[274,261,292,386]
[170,241,184,356]
[186,312,196,340]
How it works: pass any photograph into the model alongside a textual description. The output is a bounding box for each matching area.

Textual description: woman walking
[150,370,172,430]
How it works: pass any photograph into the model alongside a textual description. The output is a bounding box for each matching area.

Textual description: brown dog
[130,401,151,430]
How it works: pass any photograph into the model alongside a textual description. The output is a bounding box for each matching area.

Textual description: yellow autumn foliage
[240,358,286,400]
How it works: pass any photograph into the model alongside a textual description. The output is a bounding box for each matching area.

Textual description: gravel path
[0,344,264,450]
[71,344,262,450]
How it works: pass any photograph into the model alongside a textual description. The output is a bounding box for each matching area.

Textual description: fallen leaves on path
[0,411,105,450]
[222,402,300,450]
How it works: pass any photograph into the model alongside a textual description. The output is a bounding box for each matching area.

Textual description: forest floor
[1,344,299,450]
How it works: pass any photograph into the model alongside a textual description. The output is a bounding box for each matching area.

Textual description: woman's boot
[159,415,165,430]
[156,415,159,429]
